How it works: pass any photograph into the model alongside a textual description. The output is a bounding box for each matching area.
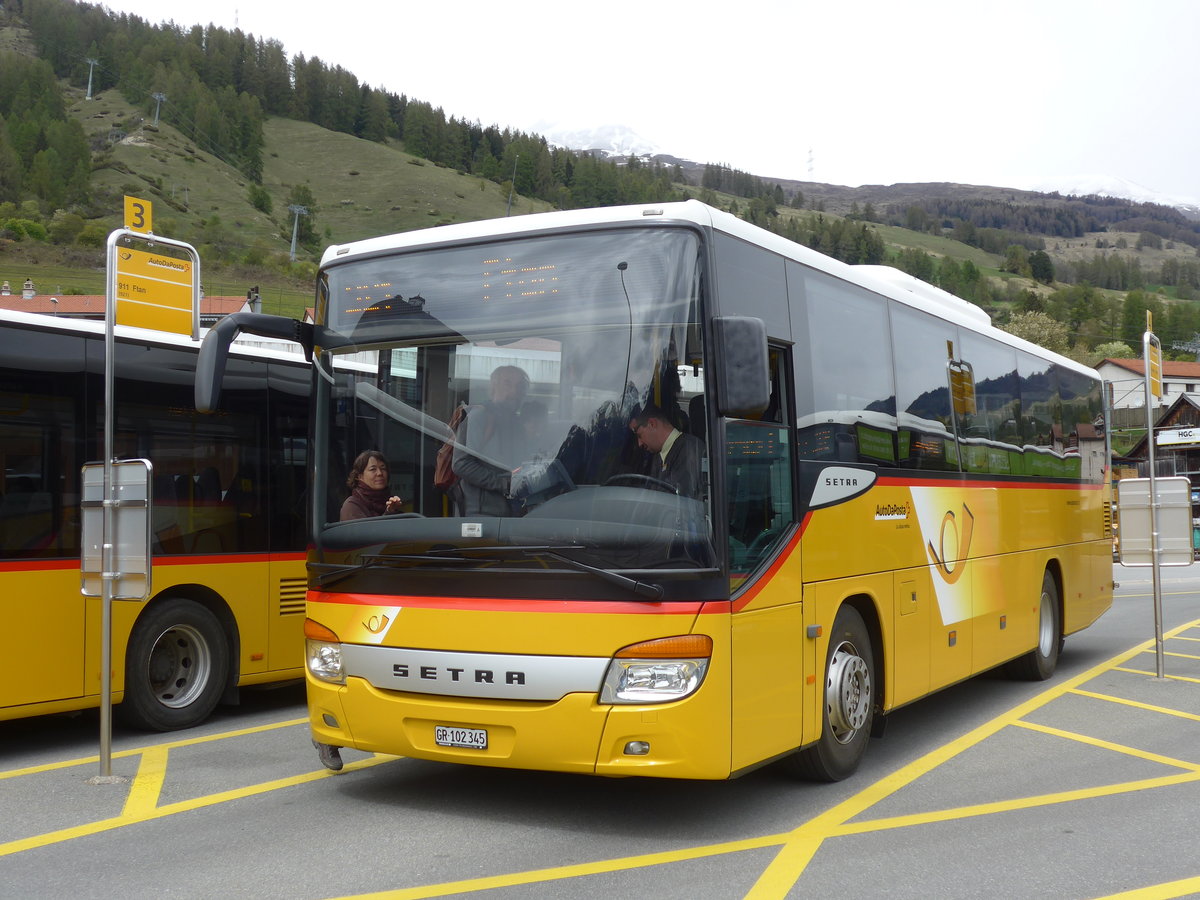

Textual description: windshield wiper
[315,545,664,601]
[426,544,664,600]
[424,543,586,558]
[522,549,664,601]
[312,553,462,588]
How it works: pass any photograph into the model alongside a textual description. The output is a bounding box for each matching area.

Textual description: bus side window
[0,378,79,558]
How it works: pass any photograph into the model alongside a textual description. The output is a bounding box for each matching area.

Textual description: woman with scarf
[340,450,404,520]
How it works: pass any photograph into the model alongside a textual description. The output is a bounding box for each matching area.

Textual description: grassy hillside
[262,118,551,244]
[74,91,557,246]
[3,73,1197,326]
[1,86,555,318]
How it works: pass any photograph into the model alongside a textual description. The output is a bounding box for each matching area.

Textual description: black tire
[117,597,230,731]
[789,605,875,782]
[1005,570,1061,681]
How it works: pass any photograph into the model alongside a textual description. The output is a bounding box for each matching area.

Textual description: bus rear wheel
[1005,570,1061,681]
[118,598,230,731]
[789,605,875,781]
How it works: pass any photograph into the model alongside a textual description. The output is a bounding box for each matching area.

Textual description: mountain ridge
[540,123,1200,221]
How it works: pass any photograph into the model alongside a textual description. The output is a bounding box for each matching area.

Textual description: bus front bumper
[307,674,732,779]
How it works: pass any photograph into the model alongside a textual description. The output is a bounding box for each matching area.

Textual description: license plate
[435,725,488,750]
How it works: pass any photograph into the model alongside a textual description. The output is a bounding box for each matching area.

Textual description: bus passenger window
[793,267,897,466]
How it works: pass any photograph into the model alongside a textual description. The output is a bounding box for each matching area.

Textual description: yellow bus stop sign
[114,245,196,336]
[1147,341,1163,399]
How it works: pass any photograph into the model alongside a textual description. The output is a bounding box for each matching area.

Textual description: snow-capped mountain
[1002,174,1200,217]
[531,123,1200,220]
[532,122,662,159]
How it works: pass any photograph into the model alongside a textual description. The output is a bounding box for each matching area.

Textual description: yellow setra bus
[200,200,1113,779]
[0,309,309,731]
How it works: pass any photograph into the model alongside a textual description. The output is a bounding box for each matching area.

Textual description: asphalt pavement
[2,564,1200,899]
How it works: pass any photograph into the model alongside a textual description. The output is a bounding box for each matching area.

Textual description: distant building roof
[0,294,250,323]
[1100,358,1200,378]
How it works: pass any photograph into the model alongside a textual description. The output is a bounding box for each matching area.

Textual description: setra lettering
[393,663,526,686]
[825,476,859,487]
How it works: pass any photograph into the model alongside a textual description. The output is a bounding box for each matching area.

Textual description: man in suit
[629,403,704,499]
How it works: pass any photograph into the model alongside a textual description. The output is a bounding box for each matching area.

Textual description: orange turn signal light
[615,634,713,659]
[304,618,340,642]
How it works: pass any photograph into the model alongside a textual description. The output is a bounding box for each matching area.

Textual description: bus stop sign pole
[1144,316,1166,678]
[83,211,199,780]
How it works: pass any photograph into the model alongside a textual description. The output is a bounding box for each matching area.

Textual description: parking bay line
[0,716,309,781]
[0,715,397,858]
[330,625,1199,900]
[740,631,1170,899]
[0,755,392,858]
[13,621,1200,896]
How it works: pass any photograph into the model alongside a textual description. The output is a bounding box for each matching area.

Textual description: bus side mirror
[196,313,314,413]
[713,315,770,419]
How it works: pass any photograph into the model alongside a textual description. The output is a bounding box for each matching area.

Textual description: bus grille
[1103,503,1113,537]
[278,577,307,616]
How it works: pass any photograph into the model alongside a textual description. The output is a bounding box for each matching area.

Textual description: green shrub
[248,183,273,214]
[77,225,108,248]
[48,211,86,245]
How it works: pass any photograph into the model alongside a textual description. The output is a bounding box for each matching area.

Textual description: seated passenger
[340,451,403,520]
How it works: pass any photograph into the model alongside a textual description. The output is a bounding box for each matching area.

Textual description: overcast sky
[97,0,1200,205]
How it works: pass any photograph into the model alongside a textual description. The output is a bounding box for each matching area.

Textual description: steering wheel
[604,473,678,494]
[745,528,780,558]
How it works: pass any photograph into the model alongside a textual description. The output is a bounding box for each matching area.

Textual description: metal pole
[1143,326,1166,678]
[506,154,519,216]
[288,205,307,262]
[99,232,120,777]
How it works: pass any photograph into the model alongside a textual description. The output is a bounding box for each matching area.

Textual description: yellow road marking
[332,628,1180,900]
[0,716,308,780]
[1012,720,1200,771]
[0,755,392,859]
[122,745,168,817]
[833,771,1200,837]
[741,629,1176,900]
[330,835,787,900]
[1114,666,1200,685]
[1091,875,1200,899]
[1070,688,1200,723]
[7,618,1200,899]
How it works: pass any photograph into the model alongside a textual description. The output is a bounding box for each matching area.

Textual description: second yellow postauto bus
[199,200,1113,780]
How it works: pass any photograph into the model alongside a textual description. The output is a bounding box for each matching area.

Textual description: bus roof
[0,306,309,366]
[319,200,1098,380]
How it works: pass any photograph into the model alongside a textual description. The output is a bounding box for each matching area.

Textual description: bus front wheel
[118,598,230,731]
[789,604,875,781]
[1005,570,1061,681]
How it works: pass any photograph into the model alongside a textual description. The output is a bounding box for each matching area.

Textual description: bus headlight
[599,635,712,704]
[305,619,345,685]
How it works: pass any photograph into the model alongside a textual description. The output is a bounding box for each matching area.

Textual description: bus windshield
[313,227,717,591]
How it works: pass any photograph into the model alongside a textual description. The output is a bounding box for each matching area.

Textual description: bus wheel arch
[117,588,237,731]
[788,597,879,781]
[1004,564,1062,681]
